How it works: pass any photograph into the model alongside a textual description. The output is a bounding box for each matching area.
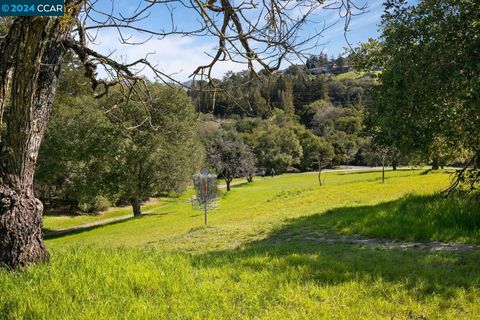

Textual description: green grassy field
[43,201,163,231]
[334,70,382,80]
[334,71,364,80]
[2,170,480,319]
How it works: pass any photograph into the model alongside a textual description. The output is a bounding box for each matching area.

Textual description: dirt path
[43,214,134,237]
[44,206,158,237]
[46,168,469,249]
[46,210,480,252]
[277,235,480,252]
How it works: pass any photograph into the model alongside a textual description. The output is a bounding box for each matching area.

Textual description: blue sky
[87,0,385,81]
[316,1,384,56]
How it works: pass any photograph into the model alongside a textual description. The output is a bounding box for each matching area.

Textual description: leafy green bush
[78,196,112,214]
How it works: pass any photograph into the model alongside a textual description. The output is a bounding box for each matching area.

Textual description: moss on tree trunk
[131,198,142,217]
[0,9,82,269]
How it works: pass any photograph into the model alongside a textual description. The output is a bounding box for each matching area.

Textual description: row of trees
[203,111,334,190]
[35,61,203,215]
[202,107,374,189]
[305,53,347,70]
[201,104,426,190]
[189,69,374,119]
[0,0,368,268]
[190,63,381,188]
[35,61,381,212]
[351,0,479,189]
[1,0,476,269]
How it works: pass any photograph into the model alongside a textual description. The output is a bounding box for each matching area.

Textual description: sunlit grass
[335,71,364,80]
[286,192,480,243]
[3,169,480,319]
[46,169,454,250]
[1,243,479,319]
[43,202,162,230]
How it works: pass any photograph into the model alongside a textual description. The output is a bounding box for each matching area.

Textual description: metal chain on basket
[192,168,220,224]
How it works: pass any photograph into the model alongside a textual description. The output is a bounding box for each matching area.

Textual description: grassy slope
[43,202,163,231]
[335,71,364,80]
[46,170,477,250]
[2,170,480,319]
[335,70,381,80]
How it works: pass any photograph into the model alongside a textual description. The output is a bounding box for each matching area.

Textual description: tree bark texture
[131,198,142,217]
[382,162,385,184]
[0,6,82,269]
[392,160,398,171]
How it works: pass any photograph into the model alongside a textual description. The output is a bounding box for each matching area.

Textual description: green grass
[45,170,457,249]
[1,244,479,319]
[2,169,480,319]
[335,70,382,80]
[335,71,364,80]
[283,192,480,244]
[43,202,163,230]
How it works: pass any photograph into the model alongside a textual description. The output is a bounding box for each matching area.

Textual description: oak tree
[0,0,363,268]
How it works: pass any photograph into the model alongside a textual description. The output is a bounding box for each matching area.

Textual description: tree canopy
[36,63,202,215]
[354,0,479,188]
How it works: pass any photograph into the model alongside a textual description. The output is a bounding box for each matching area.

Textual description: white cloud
[85,0,384,80]
[89,30,247,81]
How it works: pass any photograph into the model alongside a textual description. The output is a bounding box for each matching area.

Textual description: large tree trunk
[432,157,440,170]
[131,198,142,217]
[0,189,48,268]
[392,159,398,171]
[381,159,385,184]
[0,11,82,269]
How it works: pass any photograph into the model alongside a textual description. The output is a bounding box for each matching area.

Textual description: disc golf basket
[192,168,220,225]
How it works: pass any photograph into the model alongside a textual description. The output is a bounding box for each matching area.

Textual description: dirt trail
[277,235,480,252]
[43,206,157,237]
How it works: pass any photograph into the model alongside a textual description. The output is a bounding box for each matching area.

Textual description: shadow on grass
[420,169,434,175]
[331,170,436,186]
[43,212,170,240]
[197,238,480,302]
[335,169,412,176]
[190,213,203,217]
[29,194,480,318]
[189,194,480,300]
[266,193,480,244]
[43,217,136,240]
[231,181,251,189]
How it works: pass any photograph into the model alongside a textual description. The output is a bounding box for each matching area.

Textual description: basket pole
[203,175,208,225]
[204,202,208,225]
